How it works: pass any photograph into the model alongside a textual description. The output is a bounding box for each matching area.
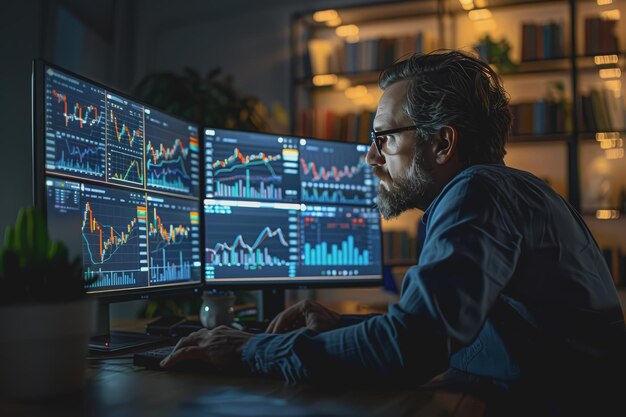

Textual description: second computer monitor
[203,128,383,286]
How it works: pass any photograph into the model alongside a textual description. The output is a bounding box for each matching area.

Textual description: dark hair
[379,49,511,166]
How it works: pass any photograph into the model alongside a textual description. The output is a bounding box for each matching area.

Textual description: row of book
[521,22,565,62]
[509,100,571,136]
[580,88,626,133]
[382,231,418,264]
[299,93,624,142]
[584,17,620,56]
[308,33,434,76]
[297,109,375,143]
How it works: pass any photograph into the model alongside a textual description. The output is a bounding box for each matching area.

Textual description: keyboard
[133,323,267,370]
[133,345,176,369]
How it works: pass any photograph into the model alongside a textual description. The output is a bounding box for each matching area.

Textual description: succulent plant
[0,207,94,305]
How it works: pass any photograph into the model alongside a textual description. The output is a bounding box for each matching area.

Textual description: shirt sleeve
[242,174,522,387]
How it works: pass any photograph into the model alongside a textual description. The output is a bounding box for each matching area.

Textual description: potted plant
[134,67,271,131]
[0,207,95,400]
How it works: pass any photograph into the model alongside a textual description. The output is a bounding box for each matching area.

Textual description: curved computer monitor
[32,61,202,349]
[203,128,383,289]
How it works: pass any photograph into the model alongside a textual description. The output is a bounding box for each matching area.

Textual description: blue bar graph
[303,235,370,266]
[150,249,192,282]
[85,267,137,288]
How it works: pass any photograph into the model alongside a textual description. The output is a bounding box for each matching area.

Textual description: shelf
[500,58,571,77]
[508,133,571,143]
[582,209,624,219]
[580,131,626,141]
[296,49,626,86]
[575,53,626,74]
[446,0,572,15]
[295,1,440,27]
[383,260,417,267]
[295,71,382,87]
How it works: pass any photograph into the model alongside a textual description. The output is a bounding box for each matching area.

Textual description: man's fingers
[269,310,304,333]
[160,346,204,368]
[171,329,208,349]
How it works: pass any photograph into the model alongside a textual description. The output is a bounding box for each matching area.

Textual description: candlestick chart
[80,186,148,289]
[45,69,106,180]
[299,141,373,205]
[106,96,145,186]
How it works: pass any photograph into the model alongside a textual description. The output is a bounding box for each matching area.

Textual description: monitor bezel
[32,59,205,301]
[200,127,385,290]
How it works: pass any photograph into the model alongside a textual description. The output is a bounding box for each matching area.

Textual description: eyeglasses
[370,126,419,157]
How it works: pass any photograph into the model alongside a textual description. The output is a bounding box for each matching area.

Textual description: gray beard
[375,151,434,220]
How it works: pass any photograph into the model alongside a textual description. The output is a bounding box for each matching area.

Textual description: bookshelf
[290,0,626,285]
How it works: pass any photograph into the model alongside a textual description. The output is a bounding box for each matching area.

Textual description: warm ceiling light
[599,68,621,79]
[312,74,338,86]
[601,9,620,19]
[468,8,492,20]
[596,132,620,140]
[594,54,619,65]
[597,0,613,5]
[335,77,351,90]
[459,0,474,10]
[313,9,338,23]
[345,85,368,99]
[596,209,620,219]
[473,19,497,31]
[474,0,488,7]
[336,24,359,37]
[325,17,342,27]
[345,35,360,44]
[605,148,624,159]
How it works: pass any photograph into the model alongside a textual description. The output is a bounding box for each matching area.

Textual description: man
[161,50,626,414]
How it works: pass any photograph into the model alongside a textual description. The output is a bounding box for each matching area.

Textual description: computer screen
[203,128,383,286]
[34,62,202,296]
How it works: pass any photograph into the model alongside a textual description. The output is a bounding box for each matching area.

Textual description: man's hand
[266,300,341,334]
[160,326,254,370]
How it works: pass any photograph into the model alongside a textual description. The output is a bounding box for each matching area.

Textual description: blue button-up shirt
[242,164,626,391]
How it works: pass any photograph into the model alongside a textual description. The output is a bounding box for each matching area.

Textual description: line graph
[145,110,199,197]
[45,69,106,180]
[105,94,144,185]
[207,226,289,267]
[300,140,374,205]
[204,203,298,279]
[147,197,201,284]
[108,151,144,185]
[53,137,105,176]
[145,139,191,192]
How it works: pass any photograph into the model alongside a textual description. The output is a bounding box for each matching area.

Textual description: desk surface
[0,358,486,417]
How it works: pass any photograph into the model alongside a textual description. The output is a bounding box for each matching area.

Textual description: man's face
[367,80,435,219]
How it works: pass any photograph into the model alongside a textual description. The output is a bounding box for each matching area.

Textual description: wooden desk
[0,358,486,417]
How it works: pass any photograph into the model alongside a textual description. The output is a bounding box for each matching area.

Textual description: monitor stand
[89,301,166,353]
[256,288,285,323]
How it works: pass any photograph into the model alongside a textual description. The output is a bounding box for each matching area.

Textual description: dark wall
[1,2,45,232]
[0,0,382,233]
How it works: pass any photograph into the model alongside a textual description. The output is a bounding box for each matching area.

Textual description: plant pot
[0,298,95,401]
